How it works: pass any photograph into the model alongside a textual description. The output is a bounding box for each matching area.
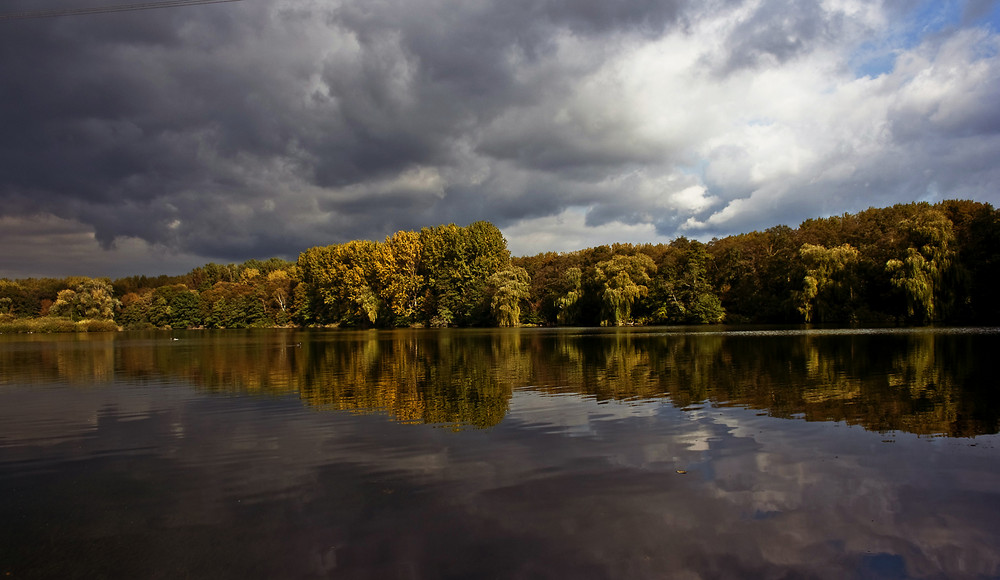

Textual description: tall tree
[420,222,511,326]
[794,243,861,323]
[322,240,383,326]
[556,267,583,325]
[652,238,725,324]
[375,230,424,325]
[594,254,656,326]
[885,206,955,322]
[420,224,470,326]
[49,278,118,321]
[488,266,531,327]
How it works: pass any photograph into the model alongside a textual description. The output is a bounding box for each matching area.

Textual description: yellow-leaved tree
[375,230,424,325]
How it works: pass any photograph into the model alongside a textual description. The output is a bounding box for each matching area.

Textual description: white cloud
[504,207,666,256]
[602,4,1000,237]
[2,0,999,276]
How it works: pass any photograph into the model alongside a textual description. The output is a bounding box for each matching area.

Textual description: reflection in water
[2,328,997,435]
[2,329,1000,579]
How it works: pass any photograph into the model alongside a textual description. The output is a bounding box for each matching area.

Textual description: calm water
[1,327,999,579]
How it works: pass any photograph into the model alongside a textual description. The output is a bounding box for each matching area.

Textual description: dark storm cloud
[1,0,1000,276]
[0,0,691,269]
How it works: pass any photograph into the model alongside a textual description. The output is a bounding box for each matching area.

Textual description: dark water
[1,327,999,579]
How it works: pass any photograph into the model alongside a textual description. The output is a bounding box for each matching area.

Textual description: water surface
[1,327,999,578]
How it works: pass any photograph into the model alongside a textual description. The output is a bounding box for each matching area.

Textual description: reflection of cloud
[505,390,662,437]
[3,380,1000,578]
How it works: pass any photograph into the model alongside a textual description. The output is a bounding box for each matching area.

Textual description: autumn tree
[298,240,382,326]
[49,278,118,321]
[117,291,153,329]
[375,230,424,325]
[261,269,296,325]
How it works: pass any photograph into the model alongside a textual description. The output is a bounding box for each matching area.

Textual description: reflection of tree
[701,332,1000,437]
[290,332,521,428]
[0,335,118,386]
[3,329,997,436]
[527,330,999,436]
[529,332,726,405]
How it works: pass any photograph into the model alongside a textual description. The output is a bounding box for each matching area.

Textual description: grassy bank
[0,317,120,333]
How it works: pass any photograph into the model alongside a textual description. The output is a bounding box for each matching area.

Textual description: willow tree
[886,250,937,321]
[556,267,583,325]
[594,254,656,326]
[795,243,860,323]
[885,207,955,322]
[488,266,530,327]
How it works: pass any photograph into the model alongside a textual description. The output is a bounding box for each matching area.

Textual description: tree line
[1,200,998,330]
[6,326,994,436]
[519,199,1000,326]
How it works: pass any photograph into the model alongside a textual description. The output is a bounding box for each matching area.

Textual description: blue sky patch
[850,0,973,78]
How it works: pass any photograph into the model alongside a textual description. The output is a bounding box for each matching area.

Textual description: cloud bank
[1,0,999,276]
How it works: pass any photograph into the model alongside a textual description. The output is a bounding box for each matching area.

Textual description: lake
[2,327,999,579]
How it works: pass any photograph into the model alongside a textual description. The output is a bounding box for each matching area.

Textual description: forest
[1,200,998,331]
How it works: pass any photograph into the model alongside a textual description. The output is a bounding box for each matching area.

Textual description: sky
[1,0,999,279]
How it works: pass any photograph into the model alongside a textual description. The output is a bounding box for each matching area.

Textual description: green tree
[488,266,531,327]
[652,238,726,324]
[0,280,25,317]
[419,221,511,326]
[420,224,472,326]
[885,207,955,322]
[117,291,153,328]
[199,281,265,328]
[145,284,202,329]
[49,278,118,321]
[709,226,799,323]
[938,200,1000,321]
[594,254,656,326]
[261,269,296,325]
[556,267,583,325]
[794,243,861,323]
